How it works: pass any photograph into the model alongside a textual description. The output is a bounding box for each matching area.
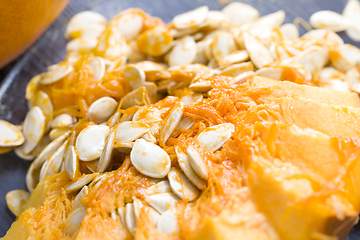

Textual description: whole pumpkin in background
[0,0,70,69]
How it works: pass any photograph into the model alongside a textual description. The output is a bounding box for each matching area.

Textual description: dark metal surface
[1,0,360,238]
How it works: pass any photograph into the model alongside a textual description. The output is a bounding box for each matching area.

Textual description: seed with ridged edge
[131,139,171,178]
[168,168,199,201]
[75,125,110,161]
[0,120,24,147]
[195,123,235,152]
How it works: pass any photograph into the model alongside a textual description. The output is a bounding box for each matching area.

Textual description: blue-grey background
[0,0,359,238]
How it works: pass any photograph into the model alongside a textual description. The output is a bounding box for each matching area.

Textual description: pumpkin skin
[0,0,70,68]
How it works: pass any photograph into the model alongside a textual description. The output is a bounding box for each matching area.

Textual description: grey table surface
[1,0,360,238]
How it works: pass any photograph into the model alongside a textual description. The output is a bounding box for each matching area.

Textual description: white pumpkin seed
[133,198,160,226]
[14,145,35,161]
[90,56,106,80]
[0,120,24,147]
[65,173,98,193]
[137,27,174,56]
[130,139,171,178]
[168,36,197,67]
[146,193,180,214]
[88,97,118,124]
[114,121,150,143]
[231,71,255,84]
[98,131,115,173]
[175,146,207,190]
[256,67,283,80]
[65,146,78,180]
[296,46,328,74]
[65,206,87,236]
[65,11,106,39]
[211,31,237,62]
[49,128,68,141]
[120,86,151,109]
[159,102,184,146]
[117,206,127,227]
[256,10,285,27]
[243,32,274,69]
[343,0,360,41]
[189,80,212,92]
[22,106,46,155]
[330,44,360,72]
[40,62,74,85]
[218,50,249,69]
[322,79,350,93]
[6,190,30,216]
[66,37,98,53]
[157,209,180,235]
[221,2,259,26]
[114,142,134,153]
[187,146,208,181]
[39,140,68,182]
[113,11,144,41]
[126,203,136,236]
[193,40,209,64]
[280,23,299,40]
[168,168,199,201]
[220,61,254,77]
[124,64,146,90]
[72,186,89,210]
[180,93,203,106]
[310,10,352,32]
[75,125,110,161]
[195,123,235,152]
[204,11,229,27]
[173,6,209,29]
[51,114,75,129]
[146,180,172,195]
[175,117,196,131]
[34,90,53,126]
[33,130,70,169]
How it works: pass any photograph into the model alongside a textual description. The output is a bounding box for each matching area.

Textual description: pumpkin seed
[195,123,235,152]
[98,130,115,173]
[310,10,352,32]
[167,36,197,67]
[6,190,30,216]
[40,62,74,85]
[175,146,207,190]
[168,168,199,201]
[64,146,79,180]
[125,203,136,236]
[157,209,180,235]
[146,193,180,214]
[114,121,150,143]
[39,140,68,182]
[130,139,171,178]
[22,106,46,155]
[75,125,110,161]
[0,120,24,147]
[88,97,118,124]
[343,0,360,41]
[65,173,98,193]
[65,206,87,236]
[221,2,259,26]
[173,6,209,29]
[125,64,146,90]
[159,102,184,146]
[146,180,172,195]
[243,32,273,69]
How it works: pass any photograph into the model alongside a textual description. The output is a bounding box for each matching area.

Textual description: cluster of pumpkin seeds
[3,1,360,237]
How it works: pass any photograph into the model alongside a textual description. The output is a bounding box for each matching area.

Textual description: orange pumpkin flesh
[3,76,360,240]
